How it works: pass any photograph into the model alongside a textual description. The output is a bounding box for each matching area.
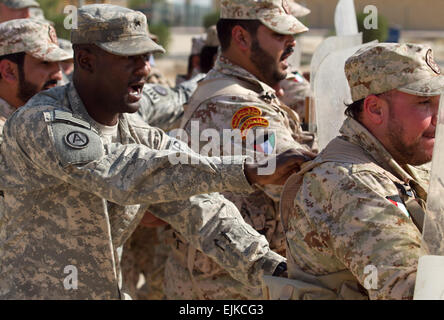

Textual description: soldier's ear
[363,95,385,125]
[75,47,95,73]
[232,26,251,51]
[0,59,19,83]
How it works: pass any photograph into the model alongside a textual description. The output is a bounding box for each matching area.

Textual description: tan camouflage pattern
[220,0,308,35]
[0,97,15,144]
[0,82,289,299]
[346,43,444,102]
[286,117,430,300]
[121,225,170,300]
[71,4,165,56]
[0,19,72,62]
[165,54,312,299]
[0,0,39,9]
[279,71,312,119]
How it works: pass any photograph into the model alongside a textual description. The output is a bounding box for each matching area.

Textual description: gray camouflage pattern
[71,4,165,56]
[0,97,15,144]
[346,43,444,102]
[0,82,285,299]
[286,117,430,300]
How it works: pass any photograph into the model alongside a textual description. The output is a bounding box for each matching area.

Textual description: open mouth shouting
[127,81,145,103]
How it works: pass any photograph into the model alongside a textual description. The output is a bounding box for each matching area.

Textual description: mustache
[281,46,294,61]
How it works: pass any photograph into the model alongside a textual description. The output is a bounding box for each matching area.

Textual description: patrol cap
[0,19,72,62]
[205,25,219,47]
[0,0,39,9]
[220,0,308,35]
[71,4,165,56]
[289,1,311,18]
[346,43,444,102]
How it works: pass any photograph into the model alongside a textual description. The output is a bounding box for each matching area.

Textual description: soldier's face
[93,50,150,114]
[0,4,30,23]
[382,91,439,165]
[17,54,62,105]
[249,25,295,86]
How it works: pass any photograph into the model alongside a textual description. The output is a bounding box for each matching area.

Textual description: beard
[250,38,290,87]
[387,109,433,166]
[16,71,58,105]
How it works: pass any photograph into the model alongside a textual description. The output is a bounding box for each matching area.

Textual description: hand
[139,210,168,228]
[244,149,316,186]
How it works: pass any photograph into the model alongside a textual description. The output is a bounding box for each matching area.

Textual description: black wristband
[272,262,287,277]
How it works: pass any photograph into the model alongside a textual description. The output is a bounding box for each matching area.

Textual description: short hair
[344,99,364,121]
[216,19,262,51]
[0,52,25,80]
[199,46,218,73]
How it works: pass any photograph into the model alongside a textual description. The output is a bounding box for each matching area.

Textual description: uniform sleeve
[3,106,254,206]
[148,192,285,287]
[296,165,427,300]
[138,84,186,131]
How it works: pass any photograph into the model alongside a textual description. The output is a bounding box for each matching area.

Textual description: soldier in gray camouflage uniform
[0,4,307,300]
[281,43,444,300]
[0,18,71,142]
[0,0,38,22]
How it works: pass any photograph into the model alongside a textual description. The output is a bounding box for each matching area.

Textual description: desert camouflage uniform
[279,71,312,121]
[0,97,15,143]
[165,53,313,299]
[0,82,284,299]
[286,117,430,300]
[281,43,444,300]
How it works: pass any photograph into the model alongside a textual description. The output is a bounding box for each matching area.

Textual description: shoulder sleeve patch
[231,106,262,129]
[240,116,269,139]
[49,111,104,167]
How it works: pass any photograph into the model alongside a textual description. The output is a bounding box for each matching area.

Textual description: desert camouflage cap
[289,1,311,18]
[220,0,308,35]
[71,4,165,56]
[0,19,72,62]
[205,25,219,47]
[0,0,39,9]
[346,43,444,102]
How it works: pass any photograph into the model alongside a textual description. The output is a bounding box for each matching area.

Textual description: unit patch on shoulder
[153,85,168,96]
[240,117,269,139]
[231,106,262,129]
[65,131,89,149]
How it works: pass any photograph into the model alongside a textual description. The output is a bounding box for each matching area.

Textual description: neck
[73,76,119,126]
[0,83,22,109]
[222,48,267,84]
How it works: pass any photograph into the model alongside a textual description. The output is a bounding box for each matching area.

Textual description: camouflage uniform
[163,0,310,300]
[0,19,71,141]
[0,0,39,9]
[279,71,312,120]
[0,4,285,300]
[282,43,444,300]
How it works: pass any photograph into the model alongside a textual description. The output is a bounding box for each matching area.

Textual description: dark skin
[73,45,315,227]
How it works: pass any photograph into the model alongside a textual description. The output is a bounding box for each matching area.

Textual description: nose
[286,35,296,47]
[135,58,151,79]
[431,98,440,127]
[51,62,63,81]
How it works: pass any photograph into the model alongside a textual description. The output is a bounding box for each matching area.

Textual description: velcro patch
[49,111,103,167]
[231,106,262,129]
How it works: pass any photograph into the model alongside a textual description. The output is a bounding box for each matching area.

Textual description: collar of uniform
[0,96,16,119]
[215,54,277,99]
[339,117,416,185]
[68,82,133,141]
